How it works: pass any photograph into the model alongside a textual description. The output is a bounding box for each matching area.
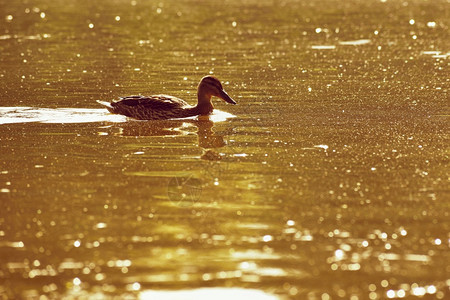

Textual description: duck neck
[196,90,214,115]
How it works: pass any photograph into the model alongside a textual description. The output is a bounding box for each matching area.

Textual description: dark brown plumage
[97,76,236,120]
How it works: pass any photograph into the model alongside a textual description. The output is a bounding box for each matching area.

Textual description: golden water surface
[0,0,449,299]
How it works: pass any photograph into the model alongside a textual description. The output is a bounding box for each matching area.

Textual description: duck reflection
[112,117,228,160]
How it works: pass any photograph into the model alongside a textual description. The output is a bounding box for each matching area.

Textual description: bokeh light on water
[0,0,449,299]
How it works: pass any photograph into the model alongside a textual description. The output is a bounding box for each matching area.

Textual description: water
[0,0,449,299]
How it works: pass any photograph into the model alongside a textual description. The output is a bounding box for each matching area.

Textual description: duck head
[197,76,237,105]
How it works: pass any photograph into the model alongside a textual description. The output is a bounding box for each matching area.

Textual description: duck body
[97,76,236,120]
[104,94,200,120]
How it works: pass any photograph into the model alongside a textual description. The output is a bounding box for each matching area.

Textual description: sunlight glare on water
[140,288,279,300]
[0,107,234,124]
[0,107,127,124]
[0,0,449,299]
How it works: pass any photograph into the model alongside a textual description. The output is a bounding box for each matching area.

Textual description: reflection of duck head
[112,116,226,150]
[196,118,226,149]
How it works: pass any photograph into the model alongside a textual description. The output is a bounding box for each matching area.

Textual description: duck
[96,76,236,120]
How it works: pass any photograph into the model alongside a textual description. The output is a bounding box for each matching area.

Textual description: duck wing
[113,95,190,110]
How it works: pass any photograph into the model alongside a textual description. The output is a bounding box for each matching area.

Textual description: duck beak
[219,89,237,105]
